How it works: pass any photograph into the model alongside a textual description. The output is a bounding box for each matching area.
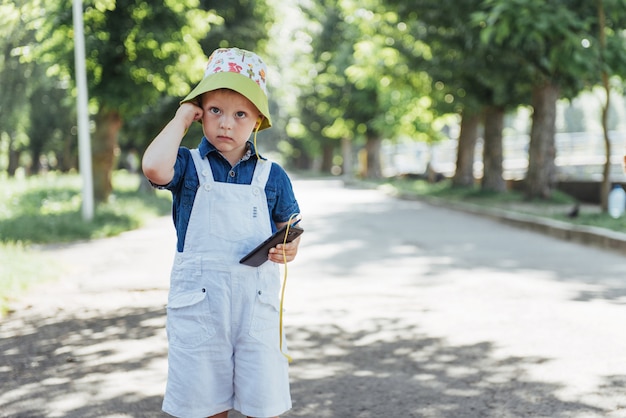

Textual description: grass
[0,242,60,313]
[0,170,172,316]
[377,177,626,234]
[0,171,172,244]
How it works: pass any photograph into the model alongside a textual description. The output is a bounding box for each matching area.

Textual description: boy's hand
[175,101,203,129]
[268,235,301,264]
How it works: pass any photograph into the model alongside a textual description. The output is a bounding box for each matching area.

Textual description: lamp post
[72,0,94,221]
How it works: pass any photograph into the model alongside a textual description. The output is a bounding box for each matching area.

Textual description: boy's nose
[219,115,234,130]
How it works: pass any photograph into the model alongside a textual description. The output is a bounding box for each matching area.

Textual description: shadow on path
[0,305,169,418]
[284,317,612,418]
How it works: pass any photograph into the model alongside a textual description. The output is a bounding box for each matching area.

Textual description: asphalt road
[1,178,626,418]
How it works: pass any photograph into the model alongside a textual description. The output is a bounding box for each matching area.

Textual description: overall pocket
[166,288,215,349]
[249,278,281,342]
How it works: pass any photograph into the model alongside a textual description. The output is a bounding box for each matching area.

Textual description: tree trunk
[598,0,611,212]
[364,131,383,179]
[320,140,334,173]
[93,109,122,203]
[482,105,506,192]
[525,83,559,200]
[6,132,19,177]
[599,71,611,213]
[452,109,481,188]
[59,133,77,172]
[341,137,354,179]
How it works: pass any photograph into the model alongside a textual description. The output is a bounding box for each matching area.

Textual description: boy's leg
[208,412,229,418]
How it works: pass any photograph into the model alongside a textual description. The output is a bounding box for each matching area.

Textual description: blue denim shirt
[155,137,300,252]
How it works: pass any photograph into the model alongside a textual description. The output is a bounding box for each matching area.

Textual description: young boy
[142,47,301,418]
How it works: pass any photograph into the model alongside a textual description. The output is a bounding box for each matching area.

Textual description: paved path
[1,178,626,417]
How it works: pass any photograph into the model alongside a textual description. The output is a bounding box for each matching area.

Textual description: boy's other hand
[268,236,301,264]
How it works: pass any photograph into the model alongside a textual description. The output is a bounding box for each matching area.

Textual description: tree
[473,0,596,199]
[293,0,353,173]
[342,0,438,179]
[594,0,626,212]
[28,67,76,174]
[0,0,33,175]
[33,0,214,202]
[386,0,530,191]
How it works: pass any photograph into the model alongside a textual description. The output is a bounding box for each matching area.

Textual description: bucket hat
[181,47,272,130]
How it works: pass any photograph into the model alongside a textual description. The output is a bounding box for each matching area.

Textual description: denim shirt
[154,137,300,252]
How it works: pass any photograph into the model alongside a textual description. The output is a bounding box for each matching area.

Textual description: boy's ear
[256,116,264,128]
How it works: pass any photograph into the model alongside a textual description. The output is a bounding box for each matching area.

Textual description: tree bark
[93,109,122,203]
[525,83,559,200]
[341,137,354,179]
[321,140,335,173]
[59,133,77,173]
[598,0,611,212]
[452,110,481,188]
[482,105,506,192]
[364,131,383,179]
[6,132,20,177]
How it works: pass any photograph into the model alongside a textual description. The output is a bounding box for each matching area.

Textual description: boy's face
[200,89,262,163]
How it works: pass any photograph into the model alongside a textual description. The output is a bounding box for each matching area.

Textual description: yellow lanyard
[279,213,300,363]
[254,120,294,362]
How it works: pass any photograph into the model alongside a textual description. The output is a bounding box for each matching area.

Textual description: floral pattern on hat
[204,48,268,95]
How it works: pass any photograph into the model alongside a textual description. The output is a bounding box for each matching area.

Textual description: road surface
[1,178,625,417]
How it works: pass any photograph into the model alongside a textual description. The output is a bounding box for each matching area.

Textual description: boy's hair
[181,48,272,131]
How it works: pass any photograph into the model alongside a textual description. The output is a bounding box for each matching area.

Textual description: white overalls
[162,149,291,418]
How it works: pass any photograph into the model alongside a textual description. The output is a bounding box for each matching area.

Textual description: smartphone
[239,224,304,267]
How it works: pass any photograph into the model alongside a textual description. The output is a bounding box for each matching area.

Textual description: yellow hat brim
[181,72,272,131]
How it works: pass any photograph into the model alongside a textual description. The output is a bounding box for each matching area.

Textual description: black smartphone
[239,224,304,267]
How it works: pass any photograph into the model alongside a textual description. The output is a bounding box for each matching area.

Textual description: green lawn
[377,177,626,233]
[0,170,172,316]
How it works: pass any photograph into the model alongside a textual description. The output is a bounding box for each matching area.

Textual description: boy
[142,47,301,418]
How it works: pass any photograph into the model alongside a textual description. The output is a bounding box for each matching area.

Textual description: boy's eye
[235,111,246,119]
[209,107,220,115]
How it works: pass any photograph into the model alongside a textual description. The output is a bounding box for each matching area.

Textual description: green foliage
[34,0,214,116]
[597,0,626,79]
[472,0,596,95]
[0,171,171,245]
[3,0,626,185]
[0,0,38,172]
[292,0,439,160]
[198,0,273,53]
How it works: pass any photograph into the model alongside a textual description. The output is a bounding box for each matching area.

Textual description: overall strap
[189,149,215,185]
[251,158,272,188]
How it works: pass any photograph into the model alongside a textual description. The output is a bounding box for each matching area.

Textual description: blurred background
[1,0,626,206]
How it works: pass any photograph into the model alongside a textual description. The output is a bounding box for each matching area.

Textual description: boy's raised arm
[142,102,202,186]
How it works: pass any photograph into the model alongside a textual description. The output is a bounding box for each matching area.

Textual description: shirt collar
[198,137,259,162]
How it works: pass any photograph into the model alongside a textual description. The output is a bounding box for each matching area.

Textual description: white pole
[72,0,94,221]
